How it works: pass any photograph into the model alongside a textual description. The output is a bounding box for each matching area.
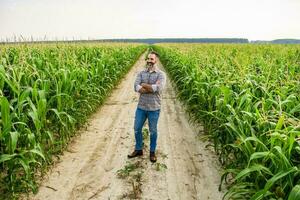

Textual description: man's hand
[138,87,149,94]
[138,80,161,94]
[141,83,154,93]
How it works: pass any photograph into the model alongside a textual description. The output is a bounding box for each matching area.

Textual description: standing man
[128,51,166,162]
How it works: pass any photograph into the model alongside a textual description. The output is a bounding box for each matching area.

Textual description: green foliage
[154,43,300,200]
[154,162,167,171]
[142,128,149,141]
[288,185,300,200]
[0,42,146,198]
[116,160,143,179]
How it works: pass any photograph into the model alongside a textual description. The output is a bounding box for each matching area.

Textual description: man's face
[146,54,156,67]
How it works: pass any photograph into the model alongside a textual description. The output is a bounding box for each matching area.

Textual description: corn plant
[153,43,300,200]
[0,42,146,198]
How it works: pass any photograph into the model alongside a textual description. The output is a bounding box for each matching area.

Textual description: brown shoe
[127,150,143,158]
[150,151,157,163]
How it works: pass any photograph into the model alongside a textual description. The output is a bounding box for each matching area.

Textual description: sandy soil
[28,52,224,200]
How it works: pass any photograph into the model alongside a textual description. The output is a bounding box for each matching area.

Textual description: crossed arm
[137,83,156,94]
[134,72,165,94]
[135,80,159,94]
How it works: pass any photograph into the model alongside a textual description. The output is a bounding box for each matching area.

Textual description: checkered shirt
[134,65,166,111]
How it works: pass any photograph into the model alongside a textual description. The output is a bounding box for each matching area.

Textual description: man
[128,51,166,162]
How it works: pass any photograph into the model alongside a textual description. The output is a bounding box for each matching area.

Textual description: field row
[153,44,300,200]
[0,43,146,198]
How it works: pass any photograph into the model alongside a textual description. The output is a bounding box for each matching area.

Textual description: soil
[28,53,224,200]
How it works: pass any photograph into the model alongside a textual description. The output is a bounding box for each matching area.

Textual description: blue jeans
[134,107,160,152]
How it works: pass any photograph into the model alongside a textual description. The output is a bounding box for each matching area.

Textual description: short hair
[149,51,159,58]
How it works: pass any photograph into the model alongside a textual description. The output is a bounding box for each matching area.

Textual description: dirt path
[29,53,223,200]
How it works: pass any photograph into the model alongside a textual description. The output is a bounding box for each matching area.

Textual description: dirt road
[30,53,223,200]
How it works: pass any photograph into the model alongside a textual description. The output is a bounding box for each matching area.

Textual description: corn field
[153,44,300,200]
[0,43,146,197]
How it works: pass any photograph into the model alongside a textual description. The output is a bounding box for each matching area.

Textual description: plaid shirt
[134,64,166,111]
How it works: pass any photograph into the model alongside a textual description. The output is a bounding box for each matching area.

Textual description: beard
[147,61,154,67]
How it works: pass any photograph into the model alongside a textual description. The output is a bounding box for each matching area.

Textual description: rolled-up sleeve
[134,72,142,92]
[152,71,166,93]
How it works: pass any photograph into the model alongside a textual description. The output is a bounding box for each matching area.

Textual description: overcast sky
[1,0,300,41]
